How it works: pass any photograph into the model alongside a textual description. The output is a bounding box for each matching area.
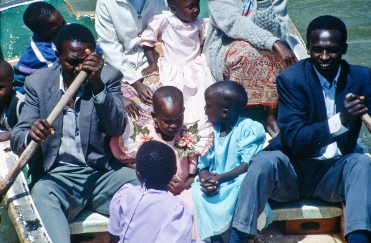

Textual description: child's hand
[141,64,159,76]
[132,80,153,105]
[169,175,186,195]
[122,97,143,120]
[200,172,219,196]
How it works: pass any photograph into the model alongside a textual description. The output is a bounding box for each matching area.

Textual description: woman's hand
[122,96,143,120]
[132,80,153,105]
[273,41,298,67]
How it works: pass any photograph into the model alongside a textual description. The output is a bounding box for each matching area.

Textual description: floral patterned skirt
[222,40,284,107]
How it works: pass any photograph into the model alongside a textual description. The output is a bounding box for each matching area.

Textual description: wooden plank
[283,217,340,235]
[0,141,51,243]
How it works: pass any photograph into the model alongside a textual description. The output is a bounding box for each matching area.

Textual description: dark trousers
[232,150,371,236]
[31,164,139,243]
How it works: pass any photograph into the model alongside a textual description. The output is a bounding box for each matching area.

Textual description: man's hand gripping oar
[0,49,98,202]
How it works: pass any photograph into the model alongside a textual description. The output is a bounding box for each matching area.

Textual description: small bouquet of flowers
[175,123,201,161]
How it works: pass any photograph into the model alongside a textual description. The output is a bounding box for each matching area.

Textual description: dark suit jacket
[11,64,126,178]
[268,59,371,159]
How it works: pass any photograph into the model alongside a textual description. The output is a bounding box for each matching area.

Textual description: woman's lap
[222,40,284,106]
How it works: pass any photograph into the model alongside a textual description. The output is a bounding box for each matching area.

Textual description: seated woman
[204,0,297,137]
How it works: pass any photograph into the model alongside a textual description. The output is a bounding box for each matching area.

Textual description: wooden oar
[346,93,371,132]
[0,71,88,202]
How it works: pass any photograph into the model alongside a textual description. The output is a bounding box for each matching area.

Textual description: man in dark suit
[11,24,138,243]
[230,16,371,243]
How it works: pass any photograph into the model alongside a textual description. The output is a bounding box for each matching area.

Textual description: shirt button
[138,15,142,19]
[138,33,141,37]
[134,48,137,51]
[132,64,136,68]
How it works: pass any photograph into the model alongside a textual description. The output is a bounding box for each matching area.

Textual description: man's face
[56,41,94,82]
[308,29,347,81]
[39,10,66,42]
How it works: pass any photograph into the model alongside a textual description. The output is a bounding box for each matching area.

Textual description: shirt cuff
[92,85,107,104]
[328,113,348,137]
[24,132,29,148]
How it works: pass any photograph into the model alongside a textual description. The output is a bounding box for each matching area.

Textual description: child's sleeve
[197,145,214,171]
[236,121,266,164]
[155,202,193,243]
[141,15,164,48]
[108,186,126,236]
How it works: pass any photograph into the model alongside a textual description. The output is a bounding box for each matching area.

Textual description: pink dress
[141,11,215,124]
[110,118,213,239]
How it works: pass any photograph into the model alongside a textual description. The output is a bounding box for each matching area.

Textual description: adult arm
[95,0,140,84]
[275,65,361,157]
[77,49,126,137]
[208,0,280,50]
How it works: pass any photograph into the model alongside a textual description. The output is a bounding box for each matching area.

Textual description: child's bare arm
[142,46,158,76]
[215,163,248,184]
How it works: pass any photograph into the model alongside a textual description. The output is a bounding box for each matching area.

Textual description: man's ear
[342,43,348,55]
[222,108,229,118]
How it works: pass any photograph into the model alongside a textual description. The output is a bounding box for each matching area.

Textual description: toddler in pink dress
[140,0,215,124]
[110,86,213,239]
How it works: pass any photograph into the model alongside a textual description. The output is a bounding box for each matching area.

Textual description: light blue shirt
[313,66,348,160]
[128,0,146,14]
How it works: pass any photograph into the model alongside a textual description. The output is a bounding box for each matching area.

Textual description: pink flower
[176,132,197,149]
[135,133,153,146]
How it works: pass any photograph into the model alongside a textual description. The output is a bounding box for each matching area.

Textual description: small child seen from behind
[108,140,193,242]
[0,60,24,142]
[191,81,274,242]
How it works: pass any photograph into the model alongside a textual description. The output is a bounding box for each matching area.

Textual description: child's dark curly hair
[136,141,177,189]
[205,81,248,113]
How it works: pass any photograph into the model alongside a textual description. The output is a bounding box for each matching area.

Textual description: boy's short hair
[152,86,184,113]
[0,60,14,83]
[306,15,347,45]
[23,2,57,34]
[136,141,177,189]
[55,24,96,54]
[206,81,247,112]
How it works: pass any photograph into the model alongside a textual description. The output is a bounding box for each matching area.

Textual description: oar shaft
[0,71,88,202]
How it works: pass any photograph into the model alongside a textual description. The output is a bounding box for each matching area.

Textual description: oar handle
[0,71,88,202]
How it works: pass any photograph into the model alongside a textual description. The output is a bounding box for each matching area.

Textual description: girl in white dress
[140,0,215,124]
